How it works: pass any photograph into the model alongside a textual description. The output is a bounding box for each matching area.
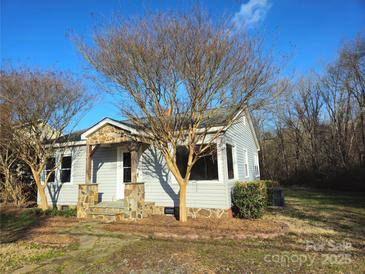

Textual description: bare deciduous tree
[77,10,279,222]
[337,35,365,163]
[0,100,30,206]
[0,148,30,207]
[0,68,90,210]
[258,35,365,190]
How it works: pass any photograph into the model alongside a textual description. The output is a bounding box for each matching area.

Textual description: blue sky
[1,0,364,130]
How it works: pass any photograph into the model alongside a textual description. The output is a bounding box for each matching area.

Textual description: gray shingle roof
[57,106,240,143]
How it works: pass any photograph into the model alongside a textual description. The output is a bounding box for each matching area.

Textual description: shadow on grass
[272,188,365,237]
[0,207,50,243]
[286,188,365,208]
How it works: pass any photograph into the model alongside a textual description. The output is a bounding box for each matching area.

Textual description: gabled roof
[54,129,87,143]
[55,106,260,147]
[80,117,139,140]
[244,109,260,151]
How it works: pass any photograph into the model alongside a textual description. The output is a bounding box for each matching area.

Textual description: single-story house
[40,107,260,219]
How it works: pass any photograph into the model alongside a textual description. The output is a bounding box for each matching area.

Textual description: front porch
[75,119,231,221]
[84,121,142,186]
[77,121,161,221]
[77,182,165,222]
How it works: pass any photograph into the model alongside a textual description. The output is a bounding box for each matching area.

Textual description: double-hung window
[60,156,72,183]
[226,144,234,179]
[123,152,132,183]
[254,154,260,177]
[45,157,56,183]
[243,148,249,178]
[176,145,218,181]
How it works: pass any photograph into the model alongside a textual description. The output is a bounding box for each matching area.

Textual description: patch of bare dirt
[29,217,79,231]
[22,217,80,246]
[24,217,80,235]
[104,215,288,240]
[0,205,28,215]
[27,234,78,247]
[42,216,80,226]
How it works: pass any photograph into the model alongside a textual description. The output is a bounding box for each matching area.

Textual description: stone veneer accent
[77,184,99,218]
[143,206,230,219]
[123,183,230,219]
[87,124,131,145]
[142,203,165,216]
[123,183,165,219]
[187,207,230,218]
[124,183,147,219]
[124,183,163,220]
[77,182,231,220]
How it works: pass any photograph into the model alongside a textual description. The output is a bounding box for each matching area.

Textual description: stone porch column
[124,182,145,219]
[77,184,98,218]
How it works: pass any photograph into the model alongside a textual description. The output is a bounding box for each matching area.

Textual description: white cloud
[233,0,272,30]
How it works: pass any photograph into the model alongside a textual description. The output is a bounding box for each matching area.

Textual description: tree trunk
[162,153,189,222]
[38,186,49,210]
[32,170,49,210]
[359,110,365,164]
[179,183,187,222]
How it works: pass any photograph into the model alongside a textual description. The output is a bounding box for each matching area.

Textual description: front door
[116,148,132,200]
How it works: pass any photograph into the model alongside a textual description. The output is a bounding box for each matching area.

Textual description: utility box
[268,187,285,207]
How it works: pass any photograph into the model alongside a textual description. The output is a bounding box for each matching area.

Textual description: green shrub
[232,181,267,219]
[43,208,57,216]
[27,208,44,216]
[56,208,77,217]
[261,180,280,189]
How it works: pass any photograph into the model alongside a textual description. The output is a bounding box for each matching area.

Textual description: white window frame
[42,152,73,185]
[59,154,73,184]
[171,142,221,184]
[226,142,237,181]
[243,148,249,178]
[44,156,56,183]
[254,154,260,178]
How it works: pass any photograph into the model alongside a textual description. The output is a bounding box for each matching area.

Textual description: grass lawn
[0,187,364,273]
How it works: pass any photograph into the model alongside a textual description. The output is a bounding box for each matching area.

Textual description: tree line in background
[256,35,365,191]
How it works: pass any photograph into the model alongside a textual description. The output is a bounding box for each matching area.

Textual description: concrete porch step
[92,200,126,208]
[89,211,121,216]
[89,200,127,215]
[88,211,127,222]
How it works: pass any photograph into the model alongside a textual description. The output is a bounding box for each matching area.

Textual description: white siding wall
[140,146,228,209]
[224,114,260,206]
[91,145,118,201]
[43,145,86,206]
[43,145,120,206]
[41,113,259,209]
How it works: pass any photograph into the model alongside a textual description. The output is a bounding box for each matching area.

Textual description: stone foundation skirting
[142,204,231,219]
[187,207,230,218]
[143,203,165,216]
[77,182,231,220]
[123,183,230,219]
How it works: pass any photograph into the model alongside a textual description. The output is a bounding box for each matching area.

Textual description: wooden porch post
[85,144,92,184]
[130,143,139,183]
[85,144,99,184]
